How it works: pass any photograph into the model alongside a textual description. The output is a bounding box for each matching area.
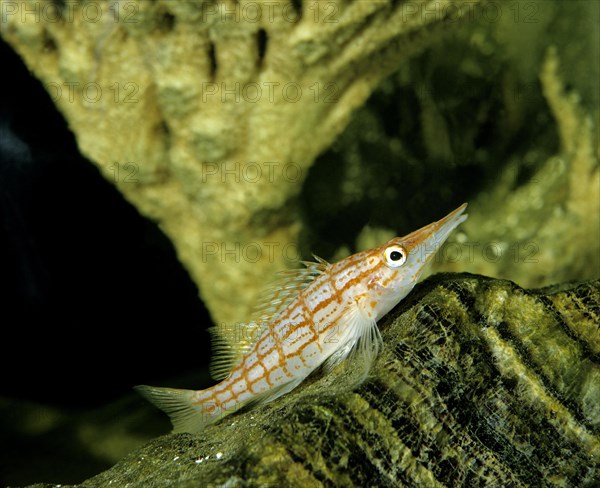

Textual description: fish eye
[384,245,407,268]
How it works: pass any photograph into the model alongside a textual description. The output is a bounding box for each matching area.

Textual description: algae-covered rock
[31,274,598,487]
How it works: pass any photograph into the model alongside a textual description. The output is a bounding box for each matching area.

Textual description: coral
[455,46,599,286]
[299,0,599,289]
[0,0,480,324]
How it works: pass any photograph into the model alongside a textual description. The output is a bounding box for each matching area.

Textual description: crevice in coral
[158,119,171,140]
[208,42,217,80]
[51,0,66,12]
[159,12,176,33]
[290,0,303,19]
[257,29,268,68]
[42,30,57,52]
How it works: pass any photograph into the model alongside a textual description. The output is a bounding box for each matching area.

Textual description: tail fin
[135,385,220,433]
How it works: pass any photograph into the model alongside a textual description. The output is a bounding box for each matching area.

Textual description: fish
[136,203,468,433]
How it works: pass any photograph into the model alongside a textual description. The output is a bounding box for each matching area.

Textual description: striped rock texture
[71,274,599,487]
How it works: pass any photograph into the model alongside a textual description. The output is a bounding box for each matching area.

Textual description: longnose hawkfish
[136,203,468,433]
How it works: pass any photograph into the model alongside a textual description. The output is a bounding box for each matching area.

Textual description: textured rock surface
[0,0,480,325]
[24,274,599,487]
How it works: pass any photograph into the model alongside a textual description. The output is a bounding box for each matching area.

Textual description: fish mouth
[402,203,468,263]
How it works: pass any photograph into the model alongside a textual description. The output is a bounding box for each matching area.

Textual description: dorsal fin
[251,255,330,323]
[208,256,330,380]
[208,321,263,380]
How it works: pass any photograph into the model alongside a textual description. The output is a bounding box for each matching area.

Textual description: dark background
[0,36,213,408]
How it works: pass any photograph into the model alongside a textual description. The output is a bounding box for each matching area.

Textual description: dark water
[0,36,213,486]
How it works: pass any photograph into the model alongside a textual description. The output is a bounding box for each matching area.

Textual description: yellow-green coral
[1,0,482,324]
